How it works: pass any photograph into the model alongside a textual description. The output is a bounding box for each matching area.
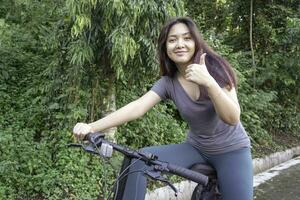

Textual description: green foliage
[0,0,107,199]
[1,0,299,199]
[0,0,187,199]
[186,0,230,33]
[64,0,187,125]
[66,0,185,78]
[188,0,300,145]
[116,77,186,148]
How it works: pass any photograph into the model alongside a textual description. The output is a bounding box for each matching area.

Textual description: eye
[184,36,192,41]
[168,38,176,43]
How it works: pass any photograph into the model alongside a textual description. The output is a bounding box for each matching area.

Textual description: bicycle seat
[190,163,217,178]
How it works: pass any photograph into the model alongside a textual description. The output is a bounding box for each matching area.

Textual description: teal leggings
[122,143,253,200]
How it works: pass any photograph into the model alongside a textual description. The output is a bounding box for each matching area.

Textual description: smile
[175,51,188,55]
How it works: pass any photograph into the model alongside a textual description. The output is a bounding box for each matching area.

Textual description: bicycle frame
[113,156,131,200]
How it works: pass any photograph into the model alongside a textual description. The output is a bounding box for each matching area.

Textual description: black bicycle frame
[113,156,131,200]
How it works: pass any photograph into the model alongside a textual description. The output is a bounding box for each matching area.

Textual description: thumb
[199,53,206,65]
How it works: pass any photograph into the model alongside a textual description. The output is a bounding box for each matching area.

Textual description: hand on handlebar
[73,122,94,140]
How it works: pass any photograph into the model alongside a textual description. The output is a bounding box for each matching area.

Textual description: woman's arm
[206,80,240,125]
[186,53,240,125]
[73,91,161,139]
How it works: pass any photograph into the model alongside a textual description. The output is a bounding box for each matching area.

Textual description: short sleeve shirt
[151,76,251,155]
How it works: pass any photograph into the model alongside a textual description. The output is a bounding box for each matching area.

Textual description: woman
[73,17,253,200]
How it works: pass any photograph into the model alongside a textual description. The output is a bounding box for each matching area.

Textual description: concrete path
[254,156,300,200]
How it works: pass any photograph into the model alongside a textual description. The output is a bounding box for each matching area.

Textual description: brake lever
[160,178,178,197]
[67,142,113,158]
[67,143,84,148]
[145,169,178,196]
[137,150,158,161]
[67,142,98,154]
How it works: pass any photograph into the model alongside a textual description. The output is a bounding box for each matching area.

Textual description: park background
[0,0,299,199]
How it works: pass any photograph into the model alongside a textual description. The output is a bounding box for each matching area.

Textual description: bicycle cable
[91,139,146,200]
[91,139,111,200]
[109,158,144,200]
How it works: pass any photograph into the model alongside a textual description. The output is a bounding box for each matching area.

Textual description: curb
[252,146,300,174]
[145,146,300,200]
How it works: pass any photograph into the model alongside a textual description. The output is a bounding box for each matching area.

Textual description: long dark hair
[158,17,237,97]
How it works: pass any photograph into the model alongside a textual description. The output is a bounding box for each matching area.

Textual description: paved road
[254,157,300,200]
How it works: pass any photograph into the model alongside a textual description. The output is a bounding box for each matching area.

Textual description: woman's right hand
[73,122,94,140]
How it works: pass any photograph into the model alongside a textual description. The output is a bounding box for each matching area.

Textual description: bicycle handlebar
[82,132,209,186]
[167,163,208,185]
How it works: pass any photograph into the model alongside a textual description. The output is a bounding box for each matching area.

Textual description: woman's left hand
[185,53,215,87]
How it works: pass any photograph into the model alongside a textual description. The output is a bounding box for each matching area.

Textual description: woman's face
[166,23,195,67]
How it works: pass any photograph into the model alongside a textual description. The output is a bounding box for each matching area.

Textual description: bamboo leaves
[66,0,185,76]
[110,29,139,79]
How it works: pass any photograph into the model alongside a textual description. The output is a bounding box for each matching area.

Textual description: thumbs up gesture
[185,53,214,87]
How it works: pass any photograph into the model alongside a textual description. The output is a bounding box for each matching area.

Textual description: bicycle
[68,132,221,200]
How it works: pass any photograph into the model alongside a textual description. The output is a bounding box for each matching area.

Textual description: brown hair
[157,17,237,97]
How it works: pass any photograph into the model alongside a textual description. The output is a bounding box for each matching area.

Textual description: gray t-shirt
[151,75,251,155]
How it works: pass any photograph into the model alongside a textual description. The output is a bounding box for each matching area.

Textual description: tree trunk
[101,53,117,141]
[102,72,117,141]
[90,55,117,141]
[250,0,256,88]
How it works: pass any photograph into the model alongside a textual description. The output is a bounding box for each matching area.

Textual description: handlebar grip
[84,132,105,144]
[167,163,209,186]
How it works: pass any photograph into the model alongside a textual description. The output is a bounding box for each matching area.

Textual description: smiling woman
[166,23,196,67]
[73,16,253,200]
